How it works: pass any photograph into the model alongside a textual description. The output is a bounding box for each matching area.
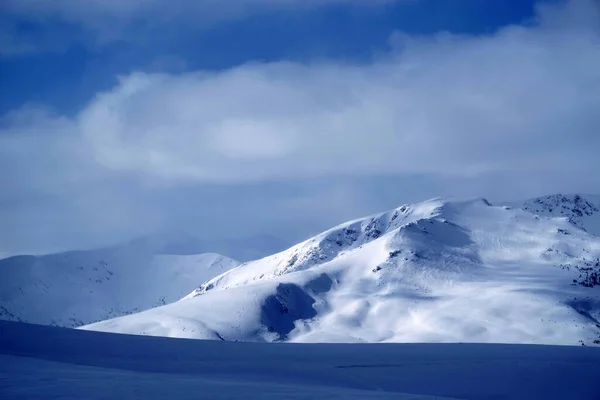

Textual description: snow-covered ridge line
[187,198,506,297]
[187,197,457,297]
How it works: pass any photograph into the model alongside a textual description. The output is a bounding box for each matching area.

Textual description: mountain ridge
[504,193,600,236]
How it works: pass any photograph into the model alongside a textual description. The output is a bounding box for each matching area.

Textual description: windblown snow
[84,195,600,346]
[0,233,239,327]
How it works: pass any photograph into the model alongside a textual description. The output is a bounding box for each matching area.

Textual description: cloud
[43,0,600,183]
[2,0,600,254]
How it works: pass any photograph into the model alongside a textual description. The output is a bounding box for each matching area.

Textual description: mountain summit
[506,194,600,236]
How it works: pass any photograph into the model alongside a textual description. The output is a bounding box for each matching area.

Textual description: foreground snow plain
[2,320,600,399]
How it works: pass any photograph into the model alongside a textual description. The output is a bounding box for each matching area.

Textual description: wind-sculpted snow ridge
[85,197,600,346]
[0,239,239,327]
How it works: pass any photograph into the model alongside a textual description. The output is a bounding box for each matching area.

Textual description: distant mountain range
[0,231,239,327]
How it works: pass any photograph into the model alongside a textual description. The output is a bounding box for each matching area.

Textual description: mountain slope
[84,197,600,345]
[0,237,238,327]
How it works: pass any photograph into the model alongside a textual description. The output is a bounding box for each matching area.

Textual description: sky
[1,0,599,256]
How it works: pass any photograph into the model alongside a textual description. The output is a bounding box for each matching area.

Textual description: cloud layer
[7,0,599,183]
[2,0,599,254]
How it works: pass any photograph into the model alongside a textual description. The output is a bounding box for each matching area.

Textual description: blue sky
[1,0,599,256]
[1,0,543,115]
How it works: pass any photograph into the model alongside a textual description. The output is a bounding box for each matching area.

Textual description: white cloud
[2,0,600,254]
[31,0,594,184]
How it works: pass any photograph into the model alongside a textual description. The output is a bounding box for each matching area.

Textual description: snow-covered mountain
[84,196,600,346]
[0,233,239,327]
[505,194,600,236]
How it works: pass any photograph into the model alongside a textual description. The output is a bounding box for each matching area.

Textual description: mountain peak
[506,193,600,236]
[186,197,514,298]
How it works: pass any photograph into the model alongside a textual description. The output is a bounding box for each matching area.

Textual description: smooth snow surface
[85,196,600,345]
[0,238,238,327]
[2,321,600,400]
